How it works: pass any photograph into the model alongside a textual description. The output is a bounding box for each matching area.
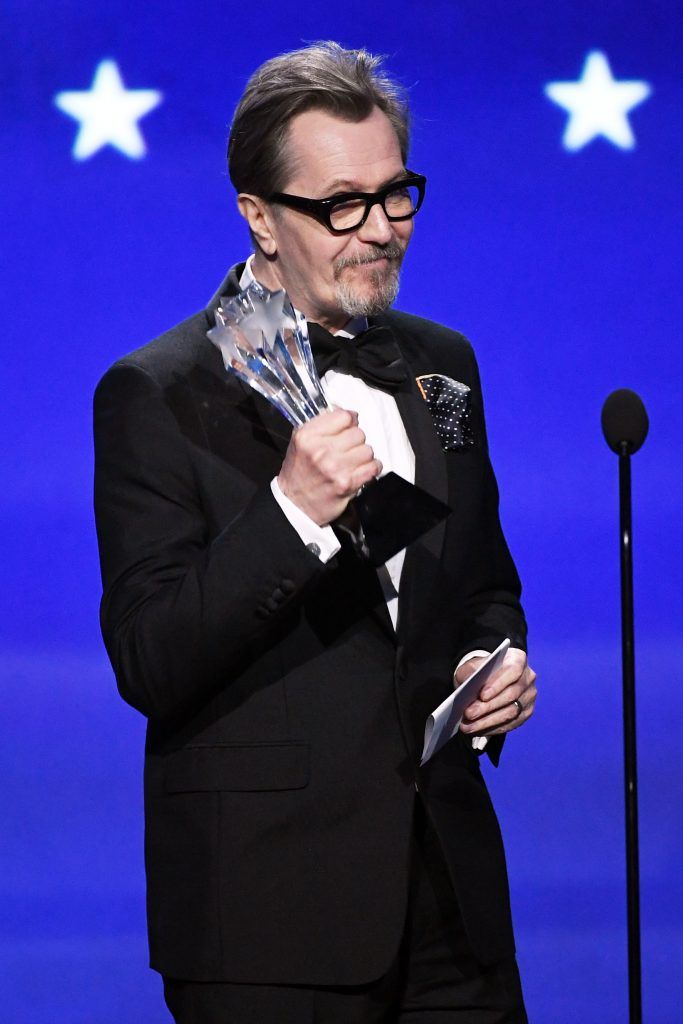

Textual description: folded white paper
[420,639,511,765]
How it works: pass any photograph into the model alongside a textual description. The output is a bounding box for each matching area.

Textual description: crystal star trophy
[208,281,450,565]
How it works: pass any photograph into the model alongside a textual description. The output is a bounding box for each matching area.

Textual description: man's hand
[457,648,537,737]
[277,409,382,526]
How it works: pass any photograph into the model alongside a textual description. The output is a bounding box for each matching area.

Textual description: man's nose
[356,202,393,244]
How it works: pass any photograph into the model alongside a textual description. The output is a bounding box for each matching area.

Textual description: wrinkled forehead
[281,106,406,197]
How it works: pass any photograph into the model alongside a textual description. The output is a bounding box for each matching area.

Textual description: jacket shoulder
[98,308,214,390]
[385,309,474,360]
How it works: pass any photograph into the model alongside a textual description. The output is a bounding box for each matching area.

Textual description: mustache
[334,244,405,276]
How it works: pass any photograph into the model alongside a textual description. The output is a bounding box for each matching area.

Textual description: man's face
[264,106,414,330]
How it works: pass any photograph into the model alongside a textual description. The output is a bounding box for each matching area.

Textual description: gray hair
[228,41,410,197]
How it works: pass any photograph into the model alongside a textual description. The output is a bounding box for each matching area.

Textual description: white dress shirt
[239,257,414,629]
[238,257,489,748]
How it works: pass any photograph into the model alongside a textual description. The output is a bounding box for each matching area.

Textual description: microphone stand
[618,441,642,1024]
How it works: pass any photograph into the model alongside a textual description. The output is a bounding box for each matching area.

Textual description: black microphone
[601,387,649,1024]
[601,388,649,455]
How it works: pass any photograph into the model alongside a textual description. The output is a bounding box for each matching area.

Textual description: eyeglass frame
[267,171,427,235]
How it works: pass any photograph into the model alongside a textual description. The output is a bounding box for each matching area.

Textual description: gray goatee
[333,244,405,318]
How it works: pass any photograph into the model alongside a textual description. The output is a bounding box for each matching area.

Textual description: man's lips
[334,247,404,280]
[346,255,396,268]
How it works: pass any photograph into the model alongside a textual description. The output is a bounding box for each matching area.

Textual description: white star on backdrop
[545,51,651,151]
[54,59,162,160]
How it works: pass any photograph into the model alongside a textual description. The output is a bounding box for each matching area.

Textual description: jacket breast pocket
[164,741,310,793]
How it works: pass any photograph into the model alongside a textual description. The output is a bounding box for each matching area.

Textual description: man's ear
[237,194,278,256]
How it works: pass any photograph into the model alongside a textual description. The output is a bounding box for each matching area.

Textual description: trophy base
[334,471,451,566]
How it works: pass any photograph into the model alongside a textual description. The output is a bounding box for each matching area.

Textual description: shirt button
[306,542,321,557]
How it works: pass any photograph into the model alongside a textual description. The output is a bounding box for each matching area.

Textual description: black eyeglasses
[268,172,426,234]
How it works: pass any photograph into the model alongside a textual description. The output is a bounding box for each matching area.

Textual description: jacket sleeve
[93,360,322,721]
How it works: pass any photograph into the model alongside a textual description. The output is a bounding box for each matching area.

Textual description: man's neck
[249,251,349,334]
[249,251,282,293]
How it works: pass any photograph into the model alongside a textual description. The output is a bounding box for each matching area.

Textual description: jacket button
[281,579,296,594]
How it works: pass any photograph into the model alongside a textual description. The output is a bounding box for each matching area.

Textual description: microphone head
[601,389,649,455]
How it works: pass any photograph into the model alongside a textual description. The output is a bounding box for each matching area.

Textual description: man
[94,42,537,1023]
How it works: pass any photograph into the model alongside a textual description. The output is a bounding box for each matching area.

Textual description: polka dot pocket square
[415,374,475,451]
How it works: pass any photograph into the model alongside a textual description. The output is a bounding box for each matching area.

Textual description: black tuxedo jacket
[94,264,527,985]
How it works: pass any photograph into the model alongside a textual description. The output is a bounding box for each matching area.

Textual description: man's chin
[335,270,401,318]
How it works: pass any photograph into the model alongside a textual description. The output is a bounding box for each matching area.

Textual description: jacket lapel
[373,313,450,644]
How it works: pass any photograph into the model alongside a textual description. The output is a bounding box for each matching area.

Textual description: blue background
[2,2,681,1020]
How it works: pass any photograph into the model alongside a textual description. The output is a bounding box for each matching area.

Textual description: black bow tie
[308,322,410,394]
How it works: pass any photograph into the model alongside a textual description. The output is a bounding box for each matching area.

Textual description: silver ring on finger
[512,699,523,718]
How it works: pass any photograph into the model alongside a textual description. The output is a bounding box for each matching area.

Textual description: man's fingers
[314,447,380,494]
[301,408,358,438]
[278,403,382,524]
[315,455,382,501]
[463,673,535,722]
[478,652,530,700]
[349,458,383,492]
[332,427,369,454]
[295,414,372,463]
[461,680,538,735]
[461,695,535,736]
[461,649,537,736]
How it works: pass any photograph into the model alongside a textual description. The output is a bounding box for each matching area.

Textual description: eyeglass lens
[329,183,421,231]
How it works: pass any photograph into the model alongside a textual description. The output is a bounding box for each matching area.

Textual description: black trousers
[163,800,527,1023]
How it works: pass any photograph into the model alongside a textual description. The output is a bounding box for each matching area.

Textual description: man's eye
[331,197,364,213]
[329,197,366,229]
[385,184,420,214]
[386,187,411,204]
